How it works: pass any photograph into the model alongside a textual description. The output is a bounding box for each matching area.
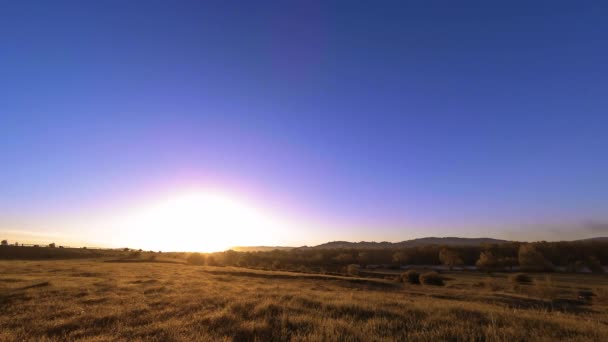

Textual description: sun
[116,191,280,252]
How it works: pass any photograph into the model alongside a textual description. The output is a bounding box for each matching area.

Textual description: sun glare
[116,191,281,252]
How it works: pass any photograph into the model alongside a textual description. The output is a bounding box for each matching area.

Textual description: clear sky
[1,1,608,250]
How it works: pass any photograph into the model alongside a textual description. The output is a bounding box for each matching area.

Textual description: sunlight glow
[114,191,282,252]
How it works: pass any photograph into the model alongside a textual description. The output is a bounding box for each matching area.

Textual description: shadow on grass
[488,293,593,313]
[201,269,399,289]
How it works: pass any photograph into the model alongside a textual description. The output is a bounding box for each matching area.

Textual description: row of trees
[1,240,59,248]
[197,240,607,273]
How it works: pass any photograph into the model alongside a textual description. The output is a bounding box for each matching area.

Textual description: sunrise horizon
[3,2,608,254]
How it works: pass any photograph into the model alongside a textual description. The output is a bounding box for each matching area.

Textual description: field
[1,260,607,341]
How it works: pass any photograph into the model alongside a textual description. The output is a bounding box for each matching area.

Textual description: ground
[0,260,607,341]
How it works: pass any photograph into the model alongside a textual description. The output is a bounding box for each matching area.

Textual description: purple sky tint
[1,1,608,247]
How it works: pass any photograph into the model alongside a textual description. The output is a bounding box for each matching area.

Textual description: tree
[187,253,206,265]
[346,264,360,276]
[333,253,354,264]
[518,244,552,271]
[1,240,7,246]
[357,252,370,265]
[586,256,604,273]
[392,251,409,265]
[223,250,239,266]
[439,248,463,270]
[49,242,56,248]
[476,251,499,270]
[500,256,518,270]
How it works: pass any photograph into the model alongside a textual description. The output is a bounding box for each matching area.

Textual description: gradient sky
[2,1,608,249]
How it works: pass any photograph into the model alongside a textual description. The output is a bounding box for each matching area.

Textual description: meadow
[1,258,607,341]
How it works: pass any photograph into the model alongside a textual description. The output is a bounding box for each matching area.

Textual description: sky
[1,1,608,250]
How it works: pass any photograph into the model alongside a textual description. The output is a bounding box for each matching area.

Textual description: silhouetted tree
[333,253,354,264]
[392,251,409,264]
[357,252,370,265]
[48,242,56,248]
[518,244,552,271]
[223,250,240,266]
[501,257,518,270]
[439,247,463,270]
[346,264,360,276]
[187,253,205,265]
[1,239,7,246]
[586,256,604,273]
[206,255,217,266]
[476,251,499,270]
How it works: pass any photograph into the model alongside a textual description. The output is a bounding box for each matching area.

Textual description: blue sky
[1,1,608,247]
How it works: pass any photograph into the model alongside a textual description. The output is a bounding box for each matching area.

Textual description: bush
[400,270,420,284]
[420,271,444,286]
[187,253,206,266]
[508,273,532,284]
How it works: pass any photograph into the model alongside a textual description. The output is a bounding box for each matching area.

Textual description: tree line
[196,240,607,273]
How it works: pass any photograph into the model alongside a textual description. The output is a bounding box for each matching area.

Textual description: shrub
[1,239,8,246]
[420,271,444,286]
[187,253,206,266]
[400,270,420,284]
[508,273,532,284]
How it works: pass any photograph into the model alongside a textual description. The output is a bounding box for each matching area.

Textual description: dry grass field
[1,259,607,341]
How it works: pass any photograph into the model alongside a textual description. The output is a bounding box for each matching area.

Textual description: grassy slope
[0,260,607,341]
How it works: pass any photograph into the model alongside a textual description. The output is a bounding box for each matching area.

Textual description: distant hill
[573,237,608,242]
[305,237,510,250]
[230,246,296,252]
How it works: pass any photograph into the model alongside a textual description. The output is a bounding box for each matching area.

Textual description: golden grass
[0,260,607,341]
